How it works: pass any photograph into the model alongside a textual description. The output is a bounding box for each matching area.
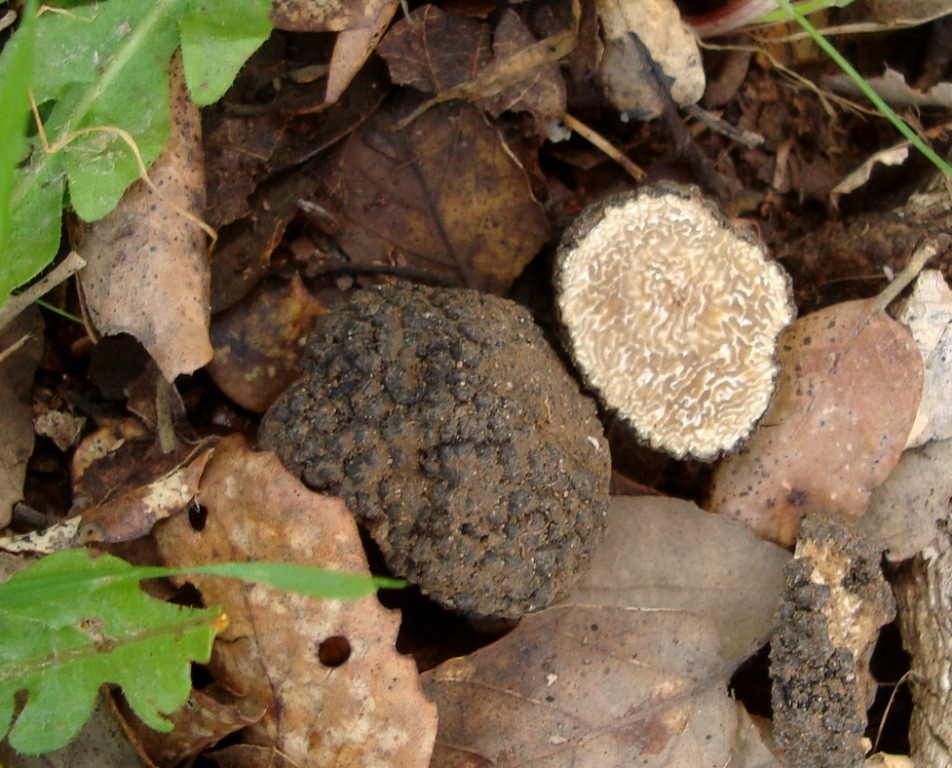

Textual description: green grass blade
[774,0,952,177]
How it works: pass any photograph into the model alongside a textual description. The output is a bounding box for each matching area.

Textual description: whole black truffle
[259,284,610,619]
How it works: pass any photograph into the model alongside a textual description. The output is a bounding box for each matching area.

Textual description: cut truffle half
[259,284,610,620]
[555,184,795,460]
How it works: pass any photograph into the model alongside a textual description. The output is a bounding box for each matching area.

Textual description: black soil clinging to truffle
[259,283,611,620]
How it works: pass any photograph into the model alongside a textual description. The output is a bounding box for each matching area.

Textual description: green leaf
[0,548,400,755]
[0,0,272,309]
[0,0,38,261]
[0,549,218,755]
[180,0,273,106]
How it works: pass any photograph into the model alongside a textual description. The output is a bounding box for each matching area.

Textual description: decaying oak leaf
[208,275,325,413]
[564,496,790,668]
[74,53,211,382]
[271,0,398,105]
[596,0,704,119]
[322,100,549,294]
[151,435,436,767]
[423,604,739,767]
[0,306,43,528]
[857,437,952,562]
[709,299,923,547]
[896,269,952,446]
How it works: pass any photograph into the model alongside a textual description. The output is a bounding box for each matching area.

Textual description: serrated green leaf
[0,549,218,755]
[0,0,272,309]
[180,0,272,106]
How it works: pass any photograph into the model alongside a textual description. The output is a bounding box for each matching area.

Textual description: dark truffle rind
[259,284,610,619]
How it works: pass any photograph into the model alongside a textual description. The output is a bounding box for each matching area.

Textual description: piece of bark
[894,518,952,768]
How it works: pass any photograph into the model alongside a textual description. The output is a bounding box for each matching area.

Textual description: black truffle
[259,284,610,619]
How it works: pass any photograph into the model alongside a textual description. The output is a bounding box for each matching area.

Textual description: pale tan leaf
[709,299,923,546]
[564,496,790,669]
[596,0,704,117]
[75,53,211,382]
[152,435,437,767]
[324,0,399,104]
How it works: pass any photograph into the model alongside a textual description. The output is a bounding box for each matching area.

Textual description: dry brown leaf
[377,5,491,94]
[480,10,567,120]
[152,435,437,766]
[423,603,737,767]
[0,306,43,528]
[709,299,923,547]
[324,100,549,293]
[596,0,704,118]
[271,0,391,32]
[564,496,790,668]
[208,275,325,413]
[74,53,211,382]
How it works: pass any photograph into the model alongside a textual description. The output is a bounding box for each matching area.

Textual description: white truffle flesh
[556,185,795,459]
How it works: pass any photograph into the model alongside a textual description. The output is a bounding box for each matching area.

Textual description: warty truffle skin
[258,283,610,620]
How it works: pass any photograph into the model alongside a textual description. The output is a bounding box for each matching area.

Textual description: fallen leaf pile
[3,0,952,766]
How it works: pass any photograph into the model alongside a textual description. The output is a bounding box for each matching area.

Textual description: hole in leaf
[188,501,208,531]
[318,635,351,667]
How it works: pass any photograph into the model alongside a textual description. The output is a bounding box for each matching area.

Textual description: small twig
[560,113,646,182]
[684,104,765,149]
[834,237,943,369]
[0,251,86,334]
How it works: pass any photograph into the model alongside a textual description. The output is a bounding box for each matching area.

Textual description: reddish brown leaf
[709,299,924,546]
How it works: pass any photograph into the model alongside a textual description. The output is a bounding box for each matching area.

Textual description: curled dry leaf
[896,269,952,446]
[596,0,704,118]
[423,603,737,767]
[151,435,437,767]
[208,275,325,413]
[563,496,790,669]
[74,53,211,382]
[0,306,43,528]
[858,437,952,562]
[709,299,924,547]
[322,100,549,294]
